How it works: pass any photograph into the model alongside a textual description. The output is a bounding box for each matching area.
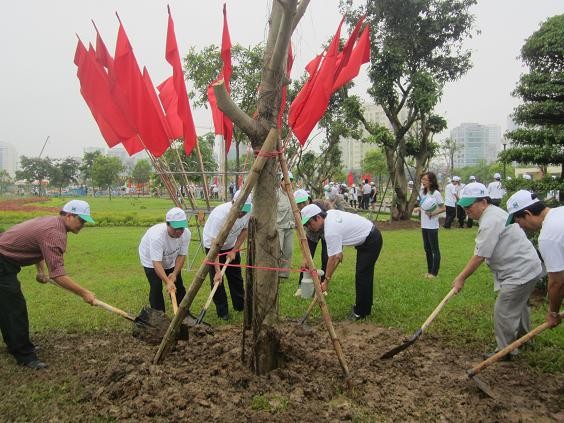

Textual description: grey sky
[0,1,561,160]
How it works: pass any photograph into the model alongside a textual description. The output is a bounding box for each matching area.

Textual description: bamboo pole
[154,128,279,364]
[194,138,211,210]
[277,137,351,384]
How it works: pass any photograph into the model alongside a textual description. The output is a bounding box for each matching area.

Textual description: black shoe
[218,313,230,321]
[20,359,48,370]
[346,307,362,321]
[483,351,512,362]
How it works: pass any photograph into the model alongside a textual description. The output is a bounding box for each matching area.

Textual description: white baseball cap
[62,200,95,224]
[505,190,540,225]
[301,204,322,225]
[420,196,438,212]
[233,190,253,213]
[452,176,461,182]
[523,174,532,180]
[166,207,187,229]
[469,175,476,181]
[293,188,310,204]
[457,182,488,207]
[280,171,293,181]
[494,173,501,179]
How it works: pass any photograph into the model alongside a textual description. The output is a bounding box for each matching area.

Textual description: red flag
[347,171,354,186]
[333,25,370,92]
[287,53,322,128]
[142,68,174,140]
[277,44,294,129]
[157,76,183,139]
[290,18,344,145]
[334,16,365,79]
[93,21,114,73]
[208,4,234,152]
[113,19,170,157]
[165,7,197,155]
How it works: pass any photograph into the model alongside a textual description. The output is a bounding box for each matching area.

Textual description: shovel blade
[380,329,422,359]
[469,374,496,399]
[195,309,207,325]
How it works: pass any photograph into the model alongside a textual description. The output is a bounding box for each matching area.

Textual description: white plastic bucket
[300,269,324,299]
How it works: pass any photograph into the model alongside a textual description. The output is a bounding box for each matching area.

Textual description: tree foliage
[131,159,152,193]
[16,156,54,195]
[80,150,102,189]
[91,156,124,199]
[503,14,564,197]
[340,0,477,219]
[49,158,80,196]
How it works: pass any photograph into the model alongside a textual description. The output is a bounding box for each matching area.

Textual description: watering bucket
[300,270,324,299]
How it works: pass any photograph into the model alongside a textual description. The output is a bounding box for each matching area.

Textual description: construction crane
[38,136,50,158]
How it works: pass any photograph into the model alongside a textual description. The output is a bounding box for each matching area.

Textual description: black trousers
[143,267,186,312]
[354,227,383,317]
[456,205,466,228]
[444,206,456,228]
[205,248,244,317]
[299,237,328,286]
[362,194,370,209]
[422,228,440,276]
[0,256,38,364]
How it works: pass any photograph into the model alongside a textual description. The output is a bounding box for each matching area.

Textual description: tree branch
[213,80,261,139]
[292,0,311,31]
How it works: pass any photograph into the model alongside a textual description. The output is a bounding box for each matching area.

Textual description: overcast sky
[0,0,561,160]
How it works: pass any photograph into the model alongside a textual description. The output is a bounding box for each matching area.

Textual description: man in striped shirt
[0,200,96,369]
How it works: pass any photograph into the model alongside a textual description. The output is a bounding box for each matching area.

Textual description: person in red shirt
[0,200,96,369]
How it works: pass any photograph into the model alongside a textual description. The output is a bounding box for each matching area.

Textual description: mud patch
[1,322,561,422]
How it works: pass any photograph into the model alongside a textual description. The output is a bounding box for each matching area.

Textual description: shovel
[299,290,328,325]
[170,291,179,315]
[381,288,456,359]
[467,311,564,399]
[195,257,232,324]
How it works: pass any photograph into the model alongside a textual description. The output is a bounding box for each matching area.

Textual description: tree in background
[16,156,54,196]
[185,44,263,174]
[79,150,102,194]
[49,158,80,196]
[0,170,12,195]
[440,138,460,177]
[502,14,564,201]
[91,156,124,199]
[340,0,477,220]
[362,147,388,191]
[131,159,152,195]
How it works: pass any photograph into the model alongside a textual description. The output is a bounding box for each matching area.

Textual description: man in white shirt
[487,173,505,206]
[452,183,543,358]
[361,179,371,210]
[139,207,191,312]
[443,176,459,228]
[202,191,252,320]
[506,190,563,328]
[301,204,383,320]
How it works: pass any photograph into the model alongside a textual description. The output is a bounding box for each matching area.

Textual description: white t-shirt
[476,205,542,289]
[139,223,190,269]
[539,207,564,273]
[444,183,457,207]
[203,202,250,250]
[487,180,505,200]
[323,210,373,256]
[362,183,371,195]
[350,187,358,200]
[419,190,444,230]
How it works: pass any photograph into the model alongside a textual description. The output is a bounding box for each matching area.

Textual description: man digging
[0,200,96,369]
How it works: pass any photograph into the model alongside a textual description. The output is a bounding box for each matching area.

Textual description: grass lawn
[2,196,563,372]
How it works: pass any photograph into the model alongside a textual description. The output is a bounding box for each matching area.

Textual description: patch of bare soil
[375,219,421,231]
[0,197,59,213]
[2,322,562,422]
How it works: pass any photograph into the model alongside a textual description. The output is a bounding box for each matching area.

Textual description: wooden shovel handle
[469,311,564,377]
[202,258,232,312]
[170,292,178,315]
[420,288,456,332]
[93,299,136,322]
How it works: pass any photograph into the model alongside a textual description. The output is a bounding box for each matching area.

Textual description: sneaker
[20,359,48,370]
[346,307,362,321]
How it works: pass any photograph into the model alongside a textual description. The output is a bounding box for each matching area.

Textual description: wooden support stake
[154,128,279,364]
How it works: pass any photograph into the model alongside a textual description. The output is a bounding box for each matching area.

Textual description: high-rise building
[339,103,405,172]
[450,123,501,168]
[0,141,17,177]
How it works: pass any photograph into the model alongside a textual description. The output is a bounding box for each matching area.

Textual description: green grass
[2,196,563,372]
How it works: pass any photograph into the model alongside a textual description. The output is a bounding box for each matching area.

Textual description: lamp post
[501,137,508,179]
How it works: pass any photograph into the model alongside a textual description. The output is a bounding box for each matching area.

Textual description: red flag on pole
[290,18,344,145]
[92,21,114,73]
[112,19,171,157]
[287,53,322,128]
[208,4,233,152]
[157,76,183,139]
[165,6,197,155]
[332,25,370,92]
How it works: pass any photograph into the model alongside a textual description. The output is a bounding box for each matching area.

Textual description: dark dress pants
[354,228,383,317]
[205,248,244,317]
[0,256,38,365]
[299,237,328,286]
[444,206,456,228]
[422,228,440,276]
[144,266,186,312]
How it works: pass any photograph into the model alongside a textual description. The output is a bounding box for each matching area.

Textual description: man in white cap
[506,190,563,328]
[277,172,295,279]
[361,179,371,210]
[487,173,505,207]
[202,190,252,320]
[139,207,191,312]
[0,200,96,369]
[300,204,383,320]
[452,183,543,359]
[443,176,460,228]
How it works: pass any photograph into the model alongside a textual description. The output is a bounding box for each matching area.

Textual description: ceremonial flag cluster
[74,8,197,157]
[289,16,370,145]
